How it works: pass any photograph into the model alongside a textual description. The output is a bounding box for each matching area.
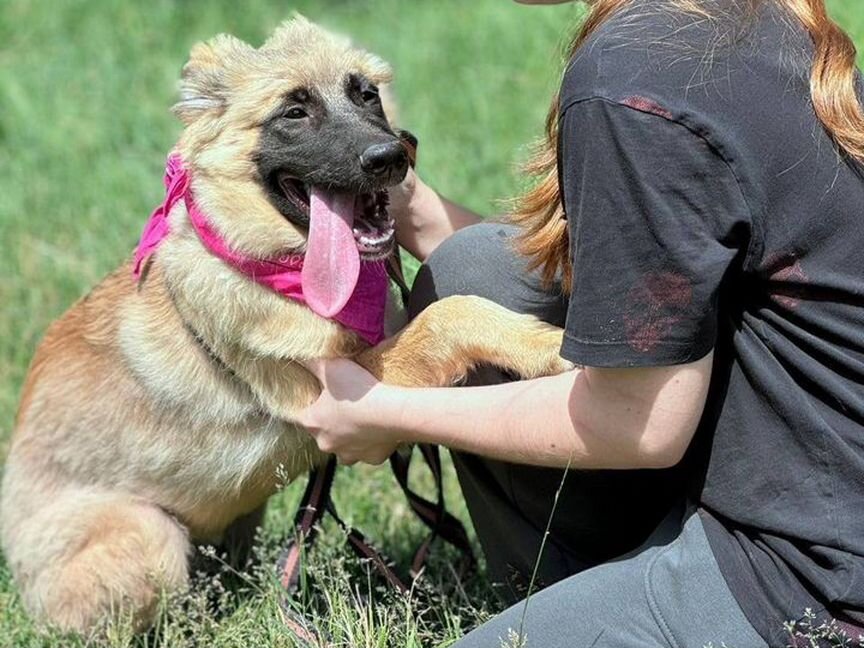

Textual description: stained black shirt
[556,1,864,643]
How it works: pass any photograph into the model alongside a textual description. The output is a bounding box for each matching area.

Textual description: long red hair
[511,0,864,294]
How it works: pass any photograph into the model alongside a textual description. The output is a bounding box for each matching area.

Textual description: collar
[133,153,388,345]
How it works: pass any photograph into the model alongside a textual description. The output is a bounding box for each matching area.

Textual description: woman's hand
[297,358,402,466]
[385,166,419,224]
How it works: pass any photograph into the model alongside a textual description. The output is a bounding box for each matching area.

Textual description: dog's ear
[172,34,253,125]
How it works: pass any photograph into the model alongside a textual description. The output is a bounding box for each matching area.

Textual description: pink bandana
[134,153,389,345]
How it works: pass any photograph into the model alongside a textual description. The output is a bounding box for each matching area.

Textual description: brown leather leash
[276,130,475,645]
[276,456,410,646]
[390,445,475,580]
[277,449,476,645]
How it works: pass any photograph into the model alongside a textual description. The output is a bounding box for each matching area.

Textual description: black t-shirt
[557,0,864,643]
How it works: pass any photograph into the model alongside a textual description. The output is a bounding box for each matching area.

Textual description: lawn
[0,1,862,646]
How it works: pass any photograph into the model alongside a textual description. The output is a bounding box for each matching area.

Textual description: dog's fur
[0,17,569,633]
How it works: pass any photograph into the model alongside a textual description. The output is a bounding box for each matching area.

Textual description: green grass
[0,1,862,646]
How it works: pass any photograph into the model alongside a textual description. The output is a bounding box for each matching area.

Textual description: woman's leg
[451,510,767,648]
[410,222,689,601]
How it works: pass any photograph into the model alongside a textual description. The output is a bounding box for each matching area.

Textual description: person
[298,0,864,645]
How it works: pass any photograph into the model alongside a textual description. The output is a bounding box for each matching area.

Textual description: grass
[0,0,862,646]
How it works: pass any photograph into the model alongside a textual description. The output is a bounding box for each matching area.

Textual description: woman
[300,0,864,645]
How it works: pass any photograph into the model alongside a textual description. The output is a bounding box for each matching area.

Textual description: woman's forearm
[365,371,647,469]
[380,371,587,467]
[364,357,712,470]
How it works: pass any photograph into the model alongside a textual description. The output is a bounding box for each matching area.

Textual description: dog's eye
[361,88,380,104]
[285,107,308,120]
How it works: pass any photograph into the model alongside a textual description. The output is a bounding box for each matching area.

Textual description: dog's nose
[360,142,408,176]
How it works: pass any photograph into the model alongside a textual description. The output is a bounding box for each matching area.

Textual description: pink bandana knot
[134,153,389,345]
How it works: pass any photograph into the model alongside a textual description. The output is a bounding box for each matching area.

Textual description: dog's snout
[360,142,408,177]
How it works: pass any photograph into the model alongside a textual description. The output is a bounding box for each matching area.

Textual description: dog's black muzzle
[360,141,409,186]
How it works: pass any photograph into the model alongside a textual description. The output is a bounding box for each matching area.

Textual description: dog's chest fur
[120,254,338,535]
[12,237,346,540]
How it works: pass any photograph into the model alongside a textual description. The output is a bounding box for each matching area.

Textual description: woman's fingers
[294,357,399,466]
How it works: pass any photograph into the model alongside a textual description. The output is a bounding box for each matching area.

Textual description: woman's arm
[298,353,714,469]
[389,169,483,261]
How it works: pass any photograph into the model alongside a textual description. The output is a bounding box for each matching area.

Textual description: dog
[0,16,569,634]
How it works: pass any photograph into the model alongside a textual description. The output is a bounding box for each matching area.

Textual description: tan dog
[0,17,568,634]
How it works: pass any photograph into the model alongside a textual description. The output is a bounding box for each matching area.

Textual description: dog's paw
[542,352,577,378]
[511,320,576,379]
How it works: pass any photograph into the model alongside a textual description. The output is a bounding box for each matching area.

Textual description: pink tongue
[302,189,360,318]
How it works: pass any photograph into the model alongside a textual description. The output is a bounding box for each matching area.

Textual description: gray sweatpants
[409,222,767,648]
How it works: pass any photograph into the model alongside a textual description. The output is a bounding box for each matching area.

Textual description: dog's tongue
[301,189,360,318]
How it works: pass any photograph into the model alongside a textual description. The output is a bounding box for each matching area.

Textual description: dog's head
[172,17,407,261]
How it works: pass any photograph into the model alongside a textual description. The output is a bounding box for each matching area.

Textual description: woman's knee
[409,222,565,324]
[410,222,516,312]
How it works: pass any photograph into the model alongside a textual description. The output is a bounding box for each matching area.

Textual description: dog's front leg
[222,298,360,418]
[225,295,569,423]
[355,295,572,387]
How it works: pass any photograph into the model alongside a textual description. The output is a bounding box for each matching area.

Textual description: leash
[276,456,410,646]
[276,459,336,646]
[277,451,475,645]
[390,446,475,581]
